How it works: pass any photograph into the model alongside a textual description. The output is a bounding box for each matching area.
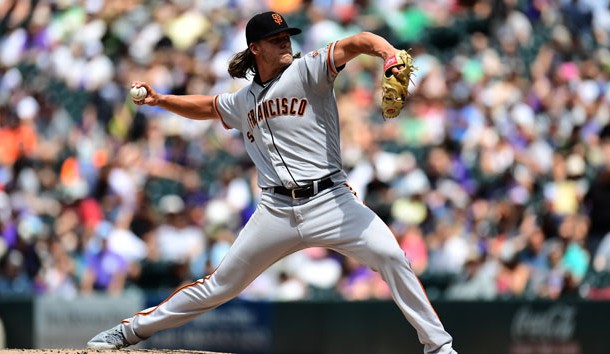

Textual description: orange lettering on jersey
[262,100,270,119]
[298,99,308,116]
[290,98,298,115]
[268,100,277,116]
[247,110,256,129]
[246,98,308,132]
[281,98,289,115]
[257,104,264,122]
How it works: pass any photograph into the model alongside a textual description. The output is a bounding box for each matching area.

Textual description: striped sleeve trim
[326,41,339,76]
[213,95,231,130]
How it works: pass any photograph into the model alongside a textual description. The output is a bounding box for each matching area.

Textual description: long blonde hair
[227,49,255,79]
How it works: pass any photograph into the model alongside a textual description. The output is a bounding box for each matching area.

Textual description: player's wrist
[154,93,168,107]
[382,51,399,71]
[380,47,397,61]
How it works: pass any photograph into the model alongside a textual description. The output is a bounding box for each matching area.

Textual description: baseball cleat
[87,324,131,349]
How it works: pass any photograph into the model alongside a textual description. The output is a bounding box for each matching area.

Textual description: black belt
[266,176,335,199]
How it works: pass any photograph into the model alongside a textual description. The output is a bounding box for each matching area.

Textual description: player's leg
[99,194,304,346]
[343,220,456,354]
[300,185,457,354]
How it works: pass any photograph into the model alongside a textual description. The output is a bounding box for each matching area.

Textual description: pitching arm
[131,81,219,121]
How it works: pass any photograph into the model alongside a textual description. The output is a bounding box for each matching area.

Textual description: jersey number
[247,131,255,143]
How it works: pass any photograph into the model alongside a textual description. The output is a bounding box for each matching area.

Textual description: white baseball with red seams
[129,86,147,100]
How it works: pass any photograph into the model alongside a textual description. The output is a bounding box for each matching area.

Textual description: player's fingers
[143,92,161,106]
[131,81,151,93]
[131,81,159,106]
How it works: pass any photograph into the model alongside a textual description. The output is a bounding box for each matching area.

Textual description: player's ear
[249,42,260,56]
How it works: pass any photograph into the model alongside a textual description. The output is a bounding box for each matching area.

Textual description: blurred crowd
[2,0,610,302]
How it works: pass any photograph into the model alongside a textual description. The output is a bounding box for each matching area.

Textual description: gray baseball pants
[121,184,457,354]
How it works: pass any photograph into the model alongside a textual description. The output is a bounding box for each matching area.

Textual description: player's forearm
[156,94,218,120]
[354,32,397,59]
[336,32,397,66]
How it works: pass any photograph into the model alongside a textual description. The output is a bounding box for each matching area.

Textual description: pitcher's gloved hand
[381,50,416,119]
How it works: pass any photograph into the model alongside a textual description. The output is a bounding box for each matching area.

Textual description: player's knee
[204,285,242,306]
[219,280,246,298]
[388,248,409,265]
[372,246,407,267]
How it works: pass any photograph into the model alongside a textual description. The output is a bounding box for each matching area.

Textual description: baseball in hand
[130,86,147,100]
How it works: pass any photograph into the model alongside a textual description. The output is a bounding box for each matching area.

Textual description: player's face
[258,31,293,68]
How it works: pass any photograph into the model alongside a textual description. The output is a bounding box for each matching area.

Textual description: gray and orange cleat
[87,324,131,349]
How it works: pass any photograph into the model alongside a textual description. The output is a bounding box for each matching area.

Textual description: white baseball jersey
[213,41,346,189]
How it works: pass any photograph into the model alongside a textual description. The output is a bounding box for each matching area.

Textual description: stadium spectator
[1,0,610,302]
[585,124,610,252]
[141,194,206,288]
[80,224,128,296]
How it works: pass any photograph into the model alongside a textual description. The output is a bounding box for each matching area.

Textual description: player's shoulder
[305,48,323,59]
[215,82,253,108]
[220,82,252,98]
[303,43,334,59]
[295,47,328,70]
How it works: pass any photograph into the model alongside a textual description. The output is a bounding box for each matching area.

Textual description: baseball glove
[381,49,416,119]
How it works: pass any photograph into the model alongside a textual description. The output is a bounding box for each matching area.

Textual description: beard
[279,52,294,66]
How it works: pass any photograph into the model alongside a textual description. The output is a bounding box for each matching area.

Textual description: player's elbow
[350,32,393,58]
[356,31,383,45]
[358,31,377,39]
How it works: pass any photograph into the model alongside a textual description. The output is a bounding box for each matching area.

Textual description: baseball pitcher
[88,11,457,354]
